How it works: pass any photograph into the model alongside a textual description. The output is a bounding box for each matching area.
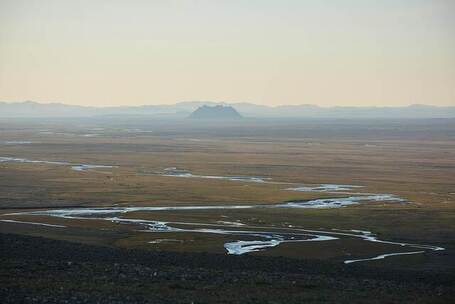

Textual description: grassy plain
[1,117,454,271]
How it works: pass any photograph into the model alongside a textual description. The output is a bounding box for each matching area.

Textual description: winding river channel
[2,200,444,264]
[0,162,445,264]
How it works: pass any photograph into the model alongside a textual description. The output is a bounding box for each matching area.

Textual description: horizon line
[1,100,453,109]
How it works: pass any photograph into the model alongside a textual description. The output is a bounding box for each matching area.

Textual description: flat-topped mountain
[189,105,242,119]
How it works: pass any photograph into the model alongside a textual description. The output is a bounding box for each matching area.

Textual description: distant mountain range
[1,101,455,118]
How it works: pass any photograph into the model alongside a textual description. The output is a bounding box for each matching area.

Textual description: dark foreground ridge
[1,233,454,303]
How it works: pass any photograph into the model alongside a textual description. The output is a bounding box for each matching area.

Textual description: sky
[0,0,454,107]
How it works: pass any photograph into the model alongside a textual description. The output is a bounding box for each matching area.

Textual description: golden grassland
[0,119,454,267]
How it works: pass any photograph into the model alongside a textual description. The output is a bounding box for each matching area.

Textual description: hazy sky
[1,0,454,107]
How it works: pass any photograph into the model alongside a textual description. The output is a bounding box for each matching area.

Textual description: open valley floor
[1,117,455,302]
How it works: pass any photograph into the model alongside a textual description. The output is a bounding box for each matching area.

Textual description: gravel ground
[1,233,454,303]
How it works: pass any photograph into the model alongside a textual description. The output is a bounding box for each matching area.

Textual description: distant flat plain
[1,117,454,271]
